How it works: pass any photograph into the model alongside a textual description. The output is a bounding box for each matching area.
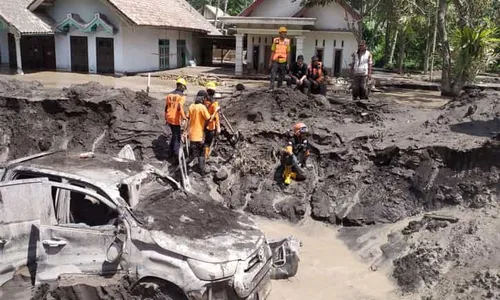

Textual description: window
[55,184,118,227]
[12,171,117,227]
[159,39,169,70]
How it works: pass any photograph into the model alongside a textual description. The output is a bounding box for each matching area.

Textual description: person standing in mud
[268,27,291,90]
[287,55,310,94]
[165,78,188,162]
[350,40,373,100]
[203,81,221,160]
[184,90,220,175]
[307,56,326,96]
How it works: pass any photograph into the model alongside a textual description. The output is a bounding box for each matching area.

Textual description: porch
[219,16,316,75]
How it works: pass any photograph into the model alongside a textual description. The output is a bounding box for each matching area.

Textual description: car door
[36,182,123,283]
[0,178,56,286]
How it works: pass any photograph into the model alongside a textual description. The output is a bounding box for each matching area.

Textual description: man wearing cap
[165,78,187,162]
[307,56,326,96]
[184,90,220,175]
[287,54,310,94]
[268,27,291,90]
[350,40,373,100]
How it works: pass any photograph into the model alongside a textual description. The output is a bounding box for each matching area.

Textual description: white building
[0,0,220,75]
[219,0,361,76]
[202,4,229,29]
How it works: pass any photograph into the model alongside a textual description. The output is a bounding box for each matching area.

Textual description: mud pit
[2,77,500,300]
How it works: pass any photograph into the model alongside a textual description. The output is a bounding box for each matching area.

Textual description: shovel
[220,111,241,144]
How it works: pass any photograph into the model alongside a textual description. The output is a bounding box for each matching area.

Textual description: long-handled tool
[219,111,241,144]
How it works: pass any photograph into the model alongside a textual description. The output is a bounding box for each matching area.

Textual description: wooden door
[96,37,114,74]
[177,39,186,68]
[70,36,89,73]
[159,39,169,70]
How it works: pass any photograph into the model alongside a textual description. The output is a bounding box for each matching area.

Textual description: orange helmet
[294,122,308,136]
[285,145,293,155]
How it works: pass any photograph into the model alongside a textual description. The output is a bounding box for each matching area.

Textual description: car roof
[8,151,147,187]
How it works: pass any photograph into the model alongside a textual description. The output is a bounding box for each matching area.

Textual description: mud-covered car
[0,151,298,299]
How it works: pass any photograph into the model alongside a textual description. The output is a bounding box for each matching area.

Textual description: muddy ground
[2,77,500,299]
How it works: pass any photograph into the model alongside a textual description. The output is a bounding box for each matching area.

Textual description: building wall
[245,31,356,75]
[302,3,351,30]
[303,32,356,70]
[47,0,124,73]
[0,29,8,65]
[249,0,302,17]
[120,26,195,73]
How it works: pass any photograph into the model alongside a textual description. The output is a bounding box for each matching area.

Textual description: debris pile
[0,79,164,162]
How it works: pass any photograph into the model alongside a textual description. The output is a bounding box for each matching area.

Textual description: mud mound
[133,189,260,239]
[427,89,500,139]
[0,79,163,162]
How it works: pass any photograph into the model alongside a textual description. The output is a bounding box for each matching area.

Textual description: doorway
[159,39,169,70]
[20,36,56,71]
[70,36,89,73]
[177,40,186,68]
[315,48,324,63]
[333,49,342,77]
[252,45,259,71]
[8,33,16,68]
[96,37,114,74]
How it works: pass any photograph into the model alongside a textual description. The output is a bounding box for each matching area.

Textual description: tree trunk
[429,2,438,81]
[423,7,433,74]
[383,23,392,67]
[387,27,399,69]
[214,0,220,28]
[438,0,460,96]
[398,27,406,75]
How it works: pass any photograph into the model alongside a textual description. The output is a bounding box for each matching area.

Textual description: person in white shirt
[350,40,373,100]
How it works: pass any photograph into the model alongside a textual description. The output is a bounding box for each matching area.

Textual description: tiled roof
[1,0,220,36]
[107,0,221,35]
[0,0,54,34]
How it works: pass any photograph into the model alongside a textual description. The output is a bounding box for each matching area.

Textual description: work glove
[216,126,221,136]
[181,133,187,143]
[216,106,221,112]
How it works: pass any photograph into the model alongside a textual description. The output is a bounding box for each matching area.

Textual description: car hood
[132,190,265,263]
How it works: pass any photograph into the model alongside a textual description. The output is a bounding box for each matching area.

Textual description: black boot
[198,156,206,175]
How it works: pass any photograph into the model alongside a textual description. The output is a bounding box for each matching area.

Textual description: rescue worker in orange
[184,90,220,175]
[280,122,311,183]
[268,26,291,90]
[307,56,327,96]
[203,81,221,160]
[165,78,187,162]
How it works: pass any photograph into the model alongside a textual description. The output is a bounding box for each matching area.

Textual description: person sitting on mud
[279,122,311,184]
[183,90,220,175]
[289,122,311,169]
[203,81,221,160]
[287,55,310,94]
[165,78,187,163]
[307,56,327,96]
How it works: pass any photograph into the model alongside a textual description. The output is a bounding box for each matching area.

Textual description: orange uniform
[203,100,220,131]
[165,90,186,125]
[271,37,291,63]
[187,103,211,142]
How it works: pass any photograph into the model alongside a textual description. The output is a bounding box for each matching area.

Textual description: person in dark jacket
[307,56,327,96]
[286,55,310,94]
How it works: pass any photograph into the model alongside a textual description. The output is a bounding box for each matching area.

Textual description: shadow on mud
[449,118,500,138]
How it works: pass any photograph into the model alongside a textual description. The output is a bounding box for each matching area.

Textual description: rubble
[2,77,500,299]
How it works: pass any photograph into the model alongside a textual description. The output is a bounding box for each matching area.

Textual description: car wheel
[132,281,187,300]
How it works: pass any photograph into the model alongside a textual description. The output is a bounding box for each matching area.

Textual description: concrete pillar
[88,36,97,73]
[258,43,265,73]
[235,33,244,75]
[295,36,305,61]
[14,35,23,74]
[170,39,178,69]
[246,34,253,67]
